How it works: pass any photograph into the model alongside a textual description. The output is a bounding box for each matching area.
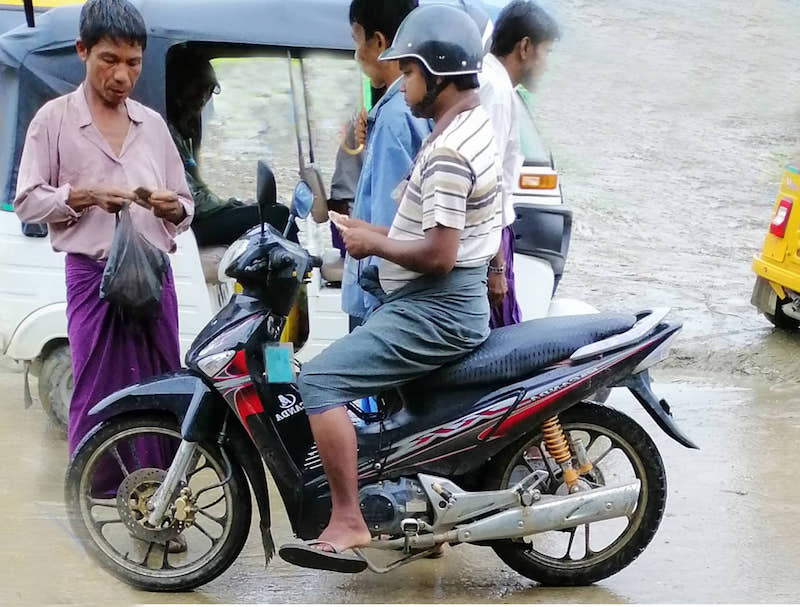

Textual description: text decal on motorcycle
[275,393,304,421]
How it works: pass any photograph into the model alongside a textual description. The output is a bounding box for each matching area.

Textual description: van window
[198,52,360,204]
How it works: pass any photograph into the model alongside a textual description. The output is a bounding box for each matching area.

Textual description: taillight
[770,198,793,238]
[519,173,558,190]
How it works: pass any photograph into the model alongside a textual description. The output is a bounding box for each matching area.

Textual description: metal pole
[23,0,36,28]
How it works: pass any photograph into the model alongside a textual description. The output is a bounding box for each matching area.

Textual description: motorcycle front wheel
[486,403,667,586]
[65,414,251,591]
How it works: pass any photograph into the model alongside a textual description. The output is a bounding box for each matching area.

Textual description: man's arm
[343,224,460,275]
[368,124,418,228]
[14,114,133,221]
[14,114,85,224]
[344,146,472,275]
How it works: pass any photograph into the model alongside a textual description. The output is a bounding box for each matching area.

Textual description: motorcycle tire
[485,403,667,586]
[65,414,252,592]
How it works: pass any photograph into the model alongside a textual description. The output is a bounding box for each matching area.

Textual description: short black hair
[79,0,147,52]
[349,0,418,44]
[490,0,560,57]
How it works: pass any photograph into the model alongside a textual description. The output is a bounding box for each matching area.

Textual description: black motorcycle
[65,178,697,591]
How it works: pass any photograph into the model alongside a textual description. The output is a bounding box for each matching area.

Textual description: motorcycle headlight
[197,350,236,378]
[218,238,249,283]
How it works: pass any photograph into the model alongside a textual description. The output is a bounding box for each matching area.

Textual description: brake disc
[116,468,179,544]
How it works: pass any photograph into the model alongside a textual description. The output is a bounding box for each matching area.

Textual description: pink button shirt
[13,84,194,260]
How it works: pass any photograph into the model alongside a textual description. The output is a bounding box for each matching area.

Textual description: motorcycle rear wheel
[486,403,667,586]
[65,414,251,591]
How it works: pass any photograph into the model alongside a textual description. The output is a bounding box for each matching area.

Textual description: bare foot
[315,516,371,553]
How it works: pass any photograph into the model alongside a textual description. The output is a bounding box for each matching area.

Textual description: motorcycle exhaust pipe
[389,481,641,550]
[452,480,641,544]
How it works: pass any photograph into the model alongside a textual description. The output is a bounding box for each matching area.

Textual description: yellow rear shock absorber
[542,416,582,491]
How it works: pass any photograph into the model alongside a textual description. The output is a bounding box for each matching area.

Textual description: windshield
[515,88,552,167]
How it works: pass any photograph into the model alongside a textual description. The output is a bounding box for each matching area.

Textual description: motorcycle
[65,183,698,591]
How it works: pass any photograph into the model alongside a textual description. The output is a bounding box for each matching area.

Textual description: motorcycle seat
[409,313,637,393]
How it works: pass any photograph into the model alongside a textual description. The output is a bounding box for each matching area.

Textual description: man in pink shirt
[14,0,193,457]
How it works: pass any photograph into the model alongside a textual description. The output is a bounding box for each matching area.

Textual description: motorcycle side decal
[487,334,663,439]
[274,392,304,422]
[230,384,263,433]
[376,395,521,472]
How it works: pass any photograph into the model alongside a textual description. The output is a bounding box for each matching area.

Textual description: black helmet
[379,4,484,76]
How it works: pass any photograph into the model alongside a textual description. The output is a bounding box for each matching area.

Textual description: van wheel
[39,344,72,433]
[764,299,800,331]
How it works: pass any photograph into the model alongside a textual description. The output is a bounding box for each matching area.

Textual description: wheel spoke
[592,446,614,467]
[109,446,130,477]
[584,524,593,557]
[193,521,220,545]
[196,506,226,526]
[563,527,577,560]
[160,543,172,570]
[92,518,123,534]
[89,497,118,508]
[125,539,154,566]
[126,438,142,471]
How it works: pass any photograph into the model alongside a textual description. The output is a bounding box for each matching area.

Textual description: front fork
[146,440,199,527]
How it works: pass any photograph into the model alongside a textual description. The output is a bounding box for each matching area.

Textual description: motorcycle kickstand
[352,520,443,574]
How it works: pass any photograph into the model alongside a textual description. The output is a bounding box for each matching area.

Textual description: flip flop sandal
[278,539,368,574]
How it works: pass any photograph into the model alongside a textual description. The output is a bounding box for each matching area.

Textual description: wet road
[2,358,799,604]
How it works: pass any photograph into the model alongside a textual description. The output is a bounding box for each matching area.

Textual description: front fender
[88,371,227,442]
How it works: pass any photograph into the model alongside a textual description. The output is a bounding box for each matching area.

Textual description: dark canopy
[0,0,497,208]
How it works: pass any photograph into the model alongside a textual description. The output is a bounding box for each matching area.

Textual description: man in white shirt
[478,0,560,328]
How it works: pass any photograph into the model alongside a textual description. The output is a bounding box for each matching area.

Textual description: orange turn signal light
[519,174,558,190]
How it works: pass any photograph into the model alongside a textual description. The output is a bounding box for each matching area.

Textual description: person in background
[341,0,431,330]
[166,49,296,247]
[478,0,560,328]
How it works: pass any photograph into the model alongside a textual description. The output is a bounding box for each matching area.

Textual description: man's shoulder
[128,98,167,126]
[438,106,492,148]
[32,93,72,123]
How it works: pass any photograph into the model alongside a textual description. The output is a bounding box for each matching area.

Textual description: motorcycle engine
[359,478,431,536]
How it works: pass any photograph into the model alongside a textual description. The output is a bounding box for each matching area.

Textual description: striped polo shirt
[379,105,503,294]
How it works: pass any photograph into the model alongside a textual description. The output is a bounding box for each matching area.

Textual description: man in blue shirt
[341,0,432,328]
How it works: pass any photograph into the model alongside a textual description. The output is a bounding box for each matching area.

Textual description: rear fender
[88,372,226,443]
[625,371,698,449]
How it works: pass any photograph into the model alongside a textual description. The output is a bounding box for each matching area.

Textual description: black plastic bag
[100,205,169,321]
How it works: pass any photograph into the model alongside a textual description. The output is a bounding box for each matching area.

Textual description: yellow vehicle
[751,163,800,330]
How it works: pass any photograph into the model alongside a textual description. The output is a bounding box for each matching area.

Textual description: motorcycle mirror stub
[256,160,278,207]
[291,181,314,220]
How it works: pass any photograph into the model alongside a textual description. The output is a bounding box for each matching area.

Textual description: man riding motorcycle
[279,4,502,572]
